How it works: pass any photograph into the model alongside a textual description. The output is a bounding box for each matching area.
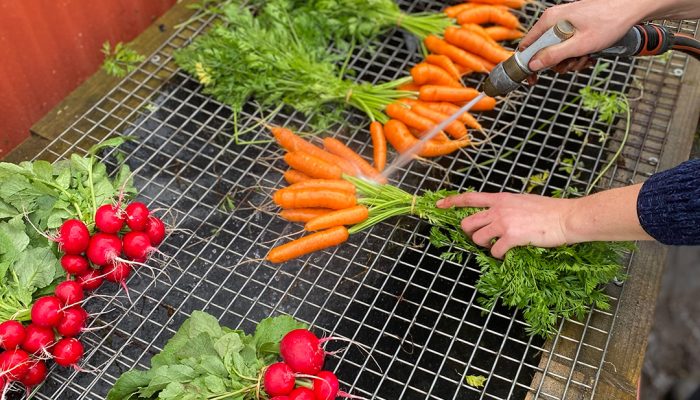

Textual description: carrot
[418,85,478,102]
[484,26,524,41]
[468,0,526,9]
[398,81,421,91]
[457,96,497,111]
[267,226,349,263]
[444,26,512,64]
[425,55,462,80]
[304,205,369,231]
[459,23,500,47]
[273,188,356,210]
[385,103,450,142]
[456,6,522,29]
[456,64,473,76]
[321,137,385,183]
[384,119,471,157]
[409,100,483,130]
[410,62,461,88]
[444,3,479,18]
[402,101,468,139]
[283,151,343,180]
[424,35,488,73]
[370,121,387,172]
[288,179,356,194]
[284,169,312,184]
[272,127,357,175]
[280,208,333,223]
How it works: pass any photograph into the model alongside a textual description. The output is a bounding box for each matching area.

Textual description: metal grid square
[26,1,697,399]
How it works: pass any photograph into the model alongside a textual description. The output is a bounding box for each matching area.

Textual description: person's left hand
[436,192,576,259]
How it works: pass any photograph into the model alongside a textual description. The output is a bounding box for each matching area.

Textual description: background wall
[0,0,176,157]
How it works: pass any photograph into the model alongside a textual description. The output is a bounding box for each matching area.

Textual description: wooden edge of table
[2,0,197,163]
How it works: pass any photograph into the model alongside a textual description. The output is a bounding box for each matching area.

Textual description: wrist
[561,197,588,244]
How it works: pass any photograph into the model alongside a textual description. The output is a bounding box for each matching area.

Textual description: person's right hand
[520,0,646,83]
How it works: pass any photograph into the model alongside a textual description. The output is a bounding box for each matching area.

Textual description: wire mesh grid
[25,1,697,399]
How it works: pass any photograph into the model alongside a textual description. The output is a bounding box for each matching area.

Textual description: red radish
[280,329,325,375]
[103,262,132,294]
[57,219,90,255]
[77,269,104,291]
[19,358,46,388]
[60,255,90,275]
[125,202,150,231]
[0,349,30,381]
[264,362,296,397]
[122,231,154,260]
[271,397,289,400]
[288,387,315,400]
[95,204,125,234]
[30,296,64,328]
[21,324,54,355]
[314,371,340,400]
[55,280,84,306]
[86,233,122,266]
[0,321,25,350]
[52,338,84,367]
[145,216,166,246]
[56,306,88,338]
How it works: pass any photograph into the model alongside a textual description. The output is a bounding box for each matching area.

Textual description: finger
[528,37,593,72]
[519,8,559,50]
[471,223,501,248]
[436,192,498,209]
[460,210,493,236]
[526,74,538,86]
[571,55,591,72]
[550,58,577,74]
[490,237,516,259]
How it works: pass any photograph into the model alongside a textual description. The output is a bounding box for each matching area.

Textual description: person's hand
[436,192,576,259]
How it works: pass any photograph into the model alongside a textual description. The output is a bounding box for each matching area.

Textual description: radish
[51,338,84,368]
[56,306,88,338]
[86,233,122,266]
[77,268,104,291]
[288,387,315,400]
[0,321,25,350]
[314,371,339,400]
[57,219,90,255]
[0,349,30,381]
[30,296,64,328]
[145,216,166,246]
[60,255,90,275]
[55,280,84,306]
[125,202,150,231]
[19,358,46,388]
[271,397,290,400]
[95,204,125,234]
[21,324,54,355]
[264,362,296,397]
[280,329,325,375]
[122,231,153,260]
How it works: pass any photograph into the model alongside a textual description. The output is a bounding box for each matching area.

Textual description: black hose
[672,34,700,61]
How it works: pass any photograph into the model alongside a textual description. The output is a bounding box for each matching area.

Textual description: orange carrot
[272,127,357,175]
[288,179,355,194]
[385,103,450,142]
[484,26,525,41]
[280,208,333,223]
[459,23,500,47]
[469,0,526,9]
[456,6,521,29]
[398,81,421,91]
[418,85,479,102]
[322,137,386,183]
[410,62,461,88]
[370,121,387,172]
[412,100,483,130]
[267,226,349,263]
[273,188,356,210]
[403,101,468,139]
[424,35,488,73]
[456,64,474,76]
[284,170,312,184]
[384,119,471,157]
[425,54,462,80]
[304,205,369,231]
[283,151,343,180]
[444,26,512,64]
[444,3,479,18]
[457,96,497,111]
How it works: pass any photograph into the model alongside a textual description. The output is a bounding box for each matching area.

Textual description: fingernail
[436,199,445,207]
[530,59,544,71]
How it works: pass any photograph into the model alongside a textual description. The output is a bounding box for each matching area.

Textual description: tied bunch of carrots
[374,0,527,159]
[265,127,389,264]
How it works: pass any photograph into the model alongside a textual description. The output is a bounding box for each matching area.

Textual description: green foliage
[579,86,629,124]
[0,137,135,322]
[107,311,307,400]
[522,171,549,194]
[101,42,145,78]
[465,375,486,388]
[347,176,631,337]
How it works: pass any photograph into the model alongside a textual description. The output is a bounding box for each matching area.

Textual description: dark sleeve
[636,159,700,245]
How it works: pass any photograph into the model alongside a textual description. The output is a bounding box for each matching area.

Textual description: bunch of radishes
[264,329,364,400]
[0,201,166,394]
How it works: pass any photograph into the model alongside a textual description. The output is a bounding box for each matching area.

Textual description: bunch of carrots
[374,0,527,158]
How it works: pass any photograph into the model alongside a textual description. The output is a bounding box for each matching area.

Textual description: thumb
[528,38,589,72]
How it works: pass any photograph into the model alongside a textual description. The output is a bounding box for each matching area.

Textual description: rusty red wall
[0,0,176,157]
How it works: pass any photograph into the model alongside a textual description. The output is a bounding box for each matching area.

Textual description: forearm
[563,184,653,243]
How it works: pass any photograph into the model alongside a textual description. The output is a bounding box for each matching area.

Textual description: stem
[87,157,98,220]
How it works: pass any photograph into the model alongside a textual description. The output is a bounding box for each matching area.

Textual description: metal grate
[27,1,697,399]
